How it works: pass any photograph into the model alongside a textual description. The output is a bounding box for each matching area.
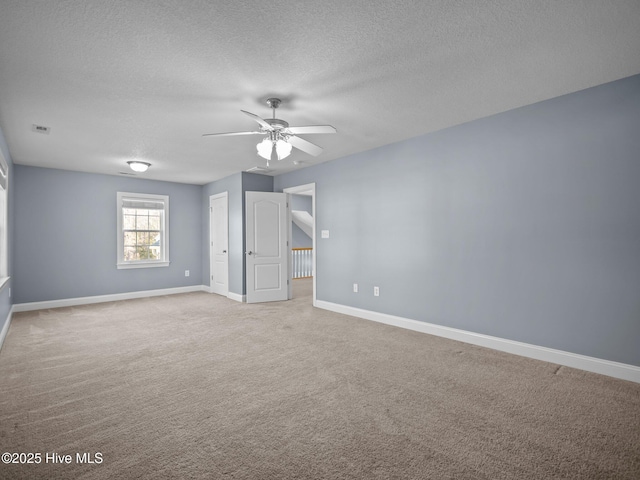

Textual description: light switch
[321,230,330,239]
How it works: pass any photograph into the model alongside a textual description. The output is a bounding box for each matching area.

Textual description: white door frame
[209,192,229,296]
[283,183,316,306]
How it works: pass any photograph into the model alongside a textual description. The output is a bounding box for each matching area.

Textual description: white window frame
[0,148,8,290]
[117,192,170,269]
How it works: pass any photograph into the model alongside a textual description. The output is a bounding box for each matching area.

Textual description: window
[117,192,169,269]
[0,149,8,288]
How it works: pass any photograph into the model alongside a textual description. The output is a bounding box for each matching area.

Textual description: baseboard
[227,292,245,303]
[315,300,640,384]
[205,287,244,303]
[0,306,13,353]
[12,285,209,313]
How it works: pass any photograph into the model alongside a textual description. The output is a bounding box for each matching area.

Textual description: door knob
[246,251,253,255]
[222,250,227,253]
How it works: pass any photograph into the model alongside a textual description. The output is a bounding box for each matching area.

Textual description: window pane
[136,215,149,230]
[124,231,137,246]
[123,208,136,215]
[136,246,150,259]
[124,246,137,261]
[137,232,149,245]
[149,231,161,245]
[149,246,160,259]
[148,216,160,230]
[123,214,136,229]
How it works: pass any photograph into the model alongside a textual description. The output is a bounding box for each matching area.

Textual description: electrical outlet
[374,286,380,297]
[353,283,358,293]
[185,270,190,277]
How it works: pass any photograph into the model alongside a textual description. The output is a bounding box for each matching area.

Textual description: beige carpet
[1,279,639,479]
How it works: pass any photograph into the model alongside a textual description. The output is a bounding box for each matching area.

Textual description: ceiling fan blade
[241,110,274,131]
[288,135,324,156]
[286,125,336,135]
[202,131,264,137]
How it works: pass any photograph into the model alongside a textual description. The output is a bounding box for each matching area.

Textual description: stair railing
[291,248,313,279]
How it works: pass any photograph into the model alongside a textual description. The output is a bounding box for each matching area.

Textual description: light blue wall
[202,172,273,296]
[13,166,203,304]
[202,172,243,295]
[5,75,639,366]
[0,128,13,337]
[275,74,640,367]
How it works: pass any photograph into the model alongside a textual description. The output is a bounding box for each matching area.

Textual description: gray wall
[0,128,13,336]
[275,74,640,367]
[202,172,273,296]
[13,166,203,304]
[202,172,243,295]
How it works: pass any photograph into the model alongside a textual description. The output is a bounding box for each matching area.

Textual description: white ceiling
[1,1,639,185]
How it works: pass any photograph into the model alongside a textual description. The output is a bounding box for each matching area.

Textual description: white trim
[227,292,245,303]
[315,300,640,384]
[204,285,247,303]
[0,306,13,352]
[13,285,207,312]
[116,261,170,270]
[206,286,244,303]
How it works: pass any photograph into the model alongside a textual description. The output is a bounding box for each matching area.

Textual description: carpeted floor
[1,278,639,479]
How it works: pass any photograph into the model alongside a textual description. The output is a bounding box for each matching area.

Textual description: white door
[245,191,288,303]
[210,192,229,296]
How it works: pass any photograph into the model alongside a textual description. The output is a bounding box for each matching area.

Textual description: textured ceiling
[0,0,639,185]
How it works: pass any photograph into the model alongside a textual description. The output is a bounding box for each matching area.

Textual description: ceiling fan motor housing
[264,98,288,131]
[264,118,289,130]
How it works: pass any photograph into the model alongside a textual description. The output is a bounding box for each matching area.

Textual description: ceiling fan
[203,98,336,166]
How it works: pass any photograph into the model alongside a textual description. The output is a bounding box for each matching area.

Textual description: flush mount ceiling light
[127,161,151,173]
[203,98,336,167]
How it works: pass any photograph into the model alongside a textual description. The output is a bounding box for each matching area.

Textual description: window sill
[117,261,170,270]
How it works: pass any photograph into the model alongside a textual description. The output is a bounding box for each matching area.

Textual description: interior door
[210,192,229,296]
[245,191,288,303]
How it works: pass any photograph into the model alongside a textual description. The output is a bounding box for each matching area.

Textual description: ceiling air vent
[31,124,51,134]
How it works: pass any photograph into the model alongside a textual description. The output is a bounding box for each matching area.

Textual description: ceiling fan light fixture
[256,138,273,160]
[204,97,335,164]
[275,139,292,160]
[127,161,151,173]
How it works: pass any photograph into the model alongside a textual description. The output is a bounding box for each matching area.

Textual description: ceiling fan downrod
[266,97,282,119]
[263,98,289,131]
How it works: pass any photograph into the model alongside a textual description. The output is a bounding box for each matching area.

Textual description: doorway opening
[284,183,316,306]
